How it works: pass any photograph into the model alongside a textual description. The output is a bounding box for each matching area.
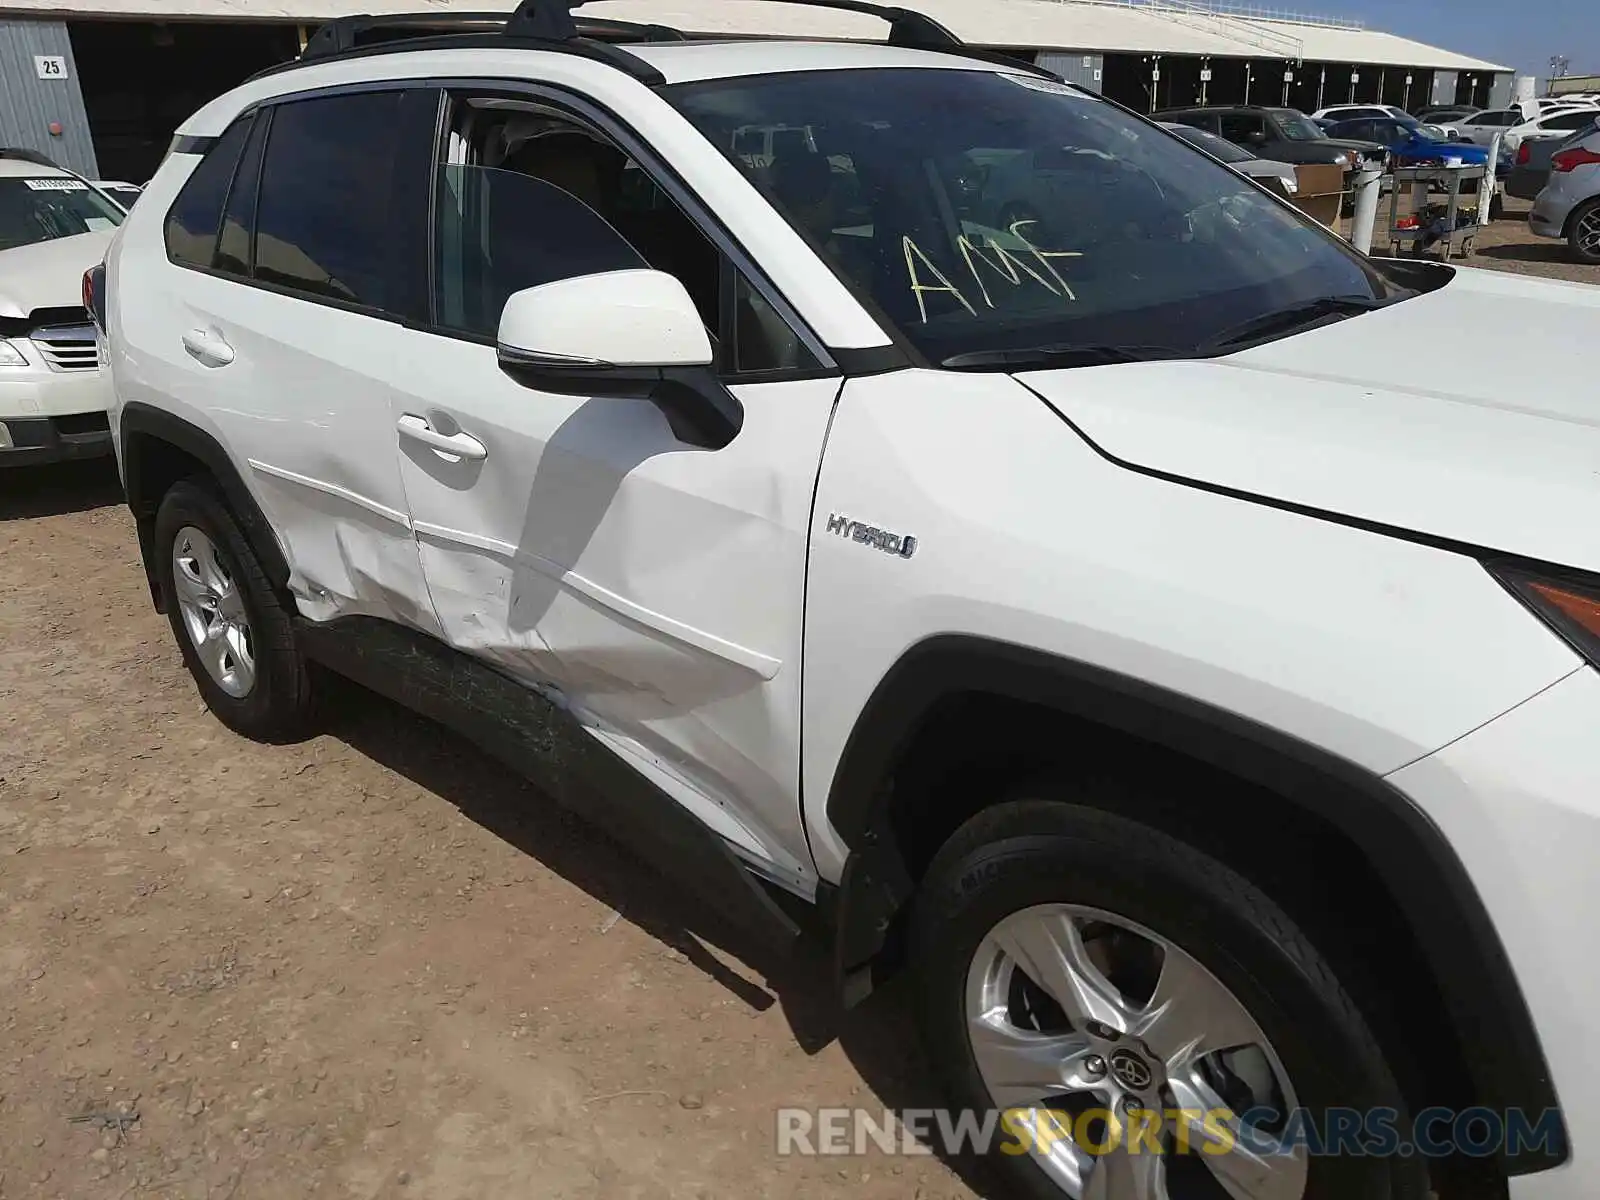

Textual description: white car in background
[1451,103,1599,147]
[1310,103,1411,124]
[0,153,123,466]
[1503,107,1600,156]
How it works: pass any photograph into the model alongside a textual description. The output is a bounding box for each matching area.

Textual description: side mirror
[496,269,742,450]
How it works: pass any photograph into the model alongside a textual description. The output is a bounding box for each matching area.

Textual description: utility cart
[1385,163,1489,259]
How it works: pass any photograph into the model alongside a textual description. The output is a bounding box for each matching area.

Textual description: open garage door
[67,21,302,185]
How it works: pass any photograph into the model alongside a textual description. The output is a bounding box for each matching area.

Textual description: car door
[390,94,841,891]
[147,88,444,635]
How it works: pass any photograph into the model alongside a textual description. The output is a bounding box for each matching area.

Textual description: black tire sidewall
[153,480,308,739]
[910,802,1427,1200]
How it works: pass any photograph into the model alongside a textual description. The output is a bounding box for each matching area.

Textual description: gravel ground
[0,463,978,1200]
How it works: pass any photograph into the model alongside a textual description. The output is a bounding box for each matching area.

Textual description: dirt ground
[1460,195,1600,284]
[0,467,978,1200]
[3,206,1594,1200]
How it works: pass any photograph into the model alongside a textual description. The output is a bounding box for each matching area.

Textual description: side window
[1550,111,1596,130]
[214,113,268,277]
[1495,111,1520,127]
[433,100,821,376]
[1219,113,1266,144]
[252,91,405,307]
[164,114,253,269]
[432,158,646,337]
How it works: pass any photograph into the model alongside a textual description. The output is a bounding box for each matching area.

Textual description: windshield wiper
[941,343,1182,371]
[1196,295,1388,353]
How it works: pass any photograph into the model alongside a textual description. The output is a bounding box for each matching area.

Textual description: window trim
[423,78,839,382]
[213,106,270,278]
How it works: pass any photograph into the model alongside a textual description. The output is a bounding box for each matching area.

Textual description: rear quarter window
[165,115,254,269]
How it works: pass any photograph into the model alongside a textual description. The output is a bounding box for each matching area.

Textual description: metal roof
[0,0,1512,73]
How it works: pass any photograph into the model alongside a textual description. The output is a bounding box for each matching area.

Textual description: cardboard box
[1291,163,1346,227]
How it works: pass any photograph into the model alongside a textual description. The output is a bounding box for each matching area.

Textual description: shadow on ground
[320,676,1006,1198]
[1473,241,1577,265]
[0,458,123,520]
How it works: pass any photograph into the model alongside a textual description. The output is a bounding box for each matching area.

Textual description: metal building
[0,0,1514,183]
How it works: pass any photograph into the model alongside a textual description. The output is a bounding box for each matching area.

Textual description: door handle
[397,413,487,462]
[181,328,234,367]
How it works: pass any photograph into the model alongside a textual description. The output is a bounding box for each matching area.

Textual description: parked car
[1415,104,1481,124]
[1529,124,1600,262]
[1156,104,1387,177]
[1311,103,1411,123]
[1452,103,1598,147]
[100,3,1600,1197]
[1503,106,1600,156]
[1507,130,1583,201]
[1324,115,1489,167]
[0,151,123,466]
[1159,121,1299,194]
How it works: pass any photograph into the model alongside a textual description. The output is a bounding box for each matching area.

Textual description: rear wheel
[1569,198,1600,264]
[154,479,314,741]
[909,797,1429,1200]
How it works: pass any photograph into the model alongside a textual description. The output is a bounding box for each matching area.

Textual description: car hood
[1018,267,1600,572]
[0,230,114,319]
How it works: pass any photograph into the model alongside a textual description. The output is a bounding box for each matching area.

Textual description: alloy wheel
[965,903,1308,1199]
[1576,205,1600,259]
[171,525,256,698]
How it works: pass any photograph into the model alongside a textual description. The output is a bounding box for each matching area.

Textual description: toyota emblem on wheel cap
[1109,1049,1153,1091]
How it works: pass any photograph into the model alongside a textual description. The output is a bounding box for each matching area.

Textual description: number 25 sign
[35,55,69,79]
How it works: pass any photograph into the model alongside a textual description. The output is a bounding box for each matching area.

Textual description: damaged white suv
[99,3,1600,1197]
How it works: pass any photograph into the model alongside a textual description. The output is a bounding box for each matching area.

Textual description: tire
[909,796,1429,1200]
[153,478,315,741]
[1568,198,1600,265]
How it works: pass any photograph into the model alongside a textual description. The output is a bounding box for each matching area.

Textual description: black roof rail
[300,7,685,59]
[265,0,1057,86]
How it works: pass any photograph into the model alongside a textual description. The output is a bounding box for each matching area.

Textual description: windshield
[1165,124,1255,164]
[1272,110,1326,141]
[0,176,124,251]
[668,69,1402,364]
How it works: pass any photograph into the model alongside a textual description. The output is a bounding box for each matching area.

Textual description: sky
[1331,0,1595,79]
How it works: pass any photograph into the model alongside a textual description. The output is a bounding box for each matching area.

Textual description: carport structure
[0,0,1512,182]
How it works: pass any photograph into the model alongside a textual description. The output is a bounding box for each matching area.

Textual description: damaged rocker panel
[294,614,802,946]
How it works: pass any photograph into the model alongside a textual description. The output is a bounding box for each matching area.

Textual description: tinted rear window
[165,116,253,268]
[252,91,404,307]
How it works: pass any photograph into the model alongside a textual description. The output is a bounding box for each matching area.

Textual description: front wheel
[1569,198,1600,264]
[909,798,1429,1199]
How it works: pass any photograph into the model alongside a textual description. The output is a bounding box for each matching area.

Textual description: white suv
[0,152,123,465]
[100,4,1598,1197]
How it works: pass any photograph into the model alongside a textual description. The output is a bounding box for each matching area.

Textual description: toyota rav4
[97,4,1600,1198]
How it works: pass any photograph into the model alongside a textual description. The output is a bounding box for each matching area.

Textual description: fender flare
[119,401,290,608]
[825,634,1565,1174]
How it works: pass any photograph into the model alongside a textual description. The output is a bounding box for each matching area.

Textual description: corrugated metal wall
[1038,52,1104,94]
[1431,71,1458,107]
[1487,72,1513,109]
[0,19,98,178]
